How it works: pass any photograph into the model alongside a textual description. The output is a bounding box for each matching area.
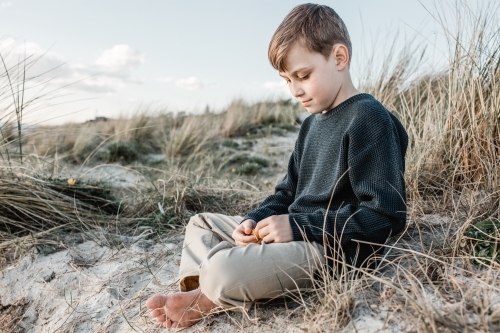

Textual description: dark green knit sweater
[243,93,408,268]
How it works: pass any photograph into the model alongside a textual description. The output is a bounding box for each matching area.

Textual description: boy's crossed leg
[146,213,325,329]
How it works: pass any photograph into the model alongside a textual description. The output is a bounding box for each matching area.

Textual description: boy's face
[279,42,344,114]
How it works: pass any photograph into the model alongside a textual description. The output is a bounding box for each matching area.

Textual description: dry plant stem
[0,52,25,164]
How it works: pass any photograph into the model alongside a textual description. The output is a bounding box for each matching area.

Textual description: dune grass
[1,0,500,332]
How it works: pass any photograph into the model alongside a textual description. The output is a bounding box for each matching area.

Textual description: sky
[0,0,471,124]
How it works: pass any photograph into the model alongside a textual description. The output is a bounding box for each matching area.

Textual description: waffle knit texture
[243,93,408,268]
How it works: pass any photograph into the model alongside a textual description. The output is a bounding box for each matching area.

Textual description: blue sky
[0,0,458,124]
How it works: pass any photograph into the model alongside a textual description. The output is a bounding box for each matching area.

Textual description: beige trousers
[178,213,326,309]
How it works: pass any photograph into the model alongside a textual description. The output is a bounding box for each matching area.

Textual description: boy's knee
[199,242,235,282]
[187,213,206,228]
[198,243,245,304]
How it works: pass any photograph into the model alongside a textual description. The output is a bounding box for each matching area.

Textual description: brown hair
[268,3,352,72]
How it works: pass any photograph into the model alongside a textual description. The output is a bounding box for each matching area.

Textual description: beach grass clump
[221,139,240,149]
[13,99,300,166]
[99,141,139,163]
[226,155,269,175]
[221,99,301,137]
[130,172,266,238]
[0,173,121,244]
[463,219,500,264]
[162,114,219,160]
[358,1,500,217]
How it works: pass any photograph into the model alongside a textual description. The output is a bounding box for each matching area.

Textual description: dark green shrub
[228,155,269,175]
[101,141,139,163]
[221,140,240,149]
[464,219,500,264]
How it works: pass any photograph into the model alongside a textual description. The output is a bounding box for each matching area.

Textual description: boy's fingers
[254,220,269,232]
[235,234,258,243]
[244,235,258,243]
[257,225,269,239]
[262,233,274,244]
[242,220,256,227]
[234,226,248,237]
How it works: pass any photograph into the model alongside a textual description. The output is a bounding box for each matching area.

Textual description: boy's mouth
[301,99,312,106]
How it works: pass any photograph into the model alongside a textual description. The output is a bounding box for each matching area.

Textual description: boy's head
[268,3,352,72]
[269,4,355,114]
[269,4,352,72]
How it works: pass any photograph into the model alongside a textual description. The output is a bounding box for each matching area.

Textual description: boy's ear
[332,44,349,70]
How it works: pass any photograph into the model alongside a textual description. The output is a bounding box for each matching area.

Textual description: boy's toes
[150,308,165,318]
[163,319,175,328]
[155,314,167,323]
[146,294,168,309]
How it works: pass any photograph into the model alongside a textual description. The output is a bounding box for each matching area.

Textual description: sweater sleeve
[287,127,407,246]
[242,149,298,223]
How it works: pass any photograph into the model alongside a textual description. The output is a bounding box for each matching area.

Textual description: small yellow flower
[67,178,76,186]
[231,168,236,173]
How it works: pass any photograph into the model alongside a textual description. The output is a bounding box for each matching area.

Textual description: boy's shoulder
[345,94,408,155]
[345,94,393,126]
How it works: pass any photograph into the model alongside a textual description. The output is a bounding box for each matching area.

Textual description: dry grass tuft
[0,298,27,333]
[162,114,218,160]
[221,99,301,137]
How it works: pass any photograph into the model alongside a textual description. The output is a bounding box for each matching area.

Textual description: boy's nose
[289,82,304,98]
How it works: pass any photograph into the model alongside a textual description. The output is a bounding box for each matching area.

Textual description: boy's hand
[232,219,258,246]
[254,215,293,244]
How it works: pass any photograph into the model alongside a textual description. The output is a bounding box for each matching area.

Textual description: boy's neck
[323,76,359,113]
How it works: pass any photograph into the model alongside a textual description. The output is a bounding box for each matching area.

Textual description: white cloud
[0,37,73,79]
[176,76,203,91]
[157,76,173,83]
[262,80,290,95]
[0,2,12,9]
[0,39,145,94]
[94,44,145,77]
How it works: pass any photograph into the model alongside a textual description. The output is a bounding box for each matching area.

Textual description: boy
[146,3,408,329]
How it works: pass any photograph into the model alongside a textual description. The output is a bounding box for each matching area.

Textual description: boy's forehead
[279,43,321,75]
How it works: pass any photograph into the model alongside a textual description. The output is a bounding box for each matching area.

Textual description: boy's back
[244,93,408,268]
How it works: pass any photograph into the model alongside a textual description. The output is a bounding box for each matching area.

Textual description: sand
[0,233,319,332]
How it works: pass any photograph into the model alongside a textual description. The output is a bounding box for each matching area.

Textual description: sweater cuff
[241,214,261,224]
[288,213,315,242]
[239,217,255,225]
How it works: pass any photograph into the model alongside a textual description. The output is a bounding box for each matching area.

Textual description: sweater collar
[315,93,372,121]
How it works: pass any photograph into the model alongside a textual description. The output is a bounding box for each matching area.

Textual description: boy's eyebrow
[279,67,312,77]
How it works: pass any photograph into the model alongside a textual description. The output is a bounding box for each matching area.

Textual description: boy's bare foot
[146,290,217,328]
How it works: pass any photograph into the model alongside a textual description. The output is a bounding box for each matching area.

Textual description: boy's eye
[298,74,309,80]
